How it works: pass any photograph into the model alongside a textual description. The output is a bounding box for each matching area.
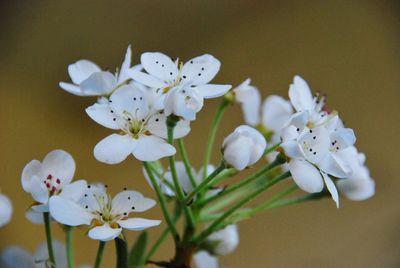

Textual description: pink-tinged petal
[111,190,156,215]
[42,150,75,186]
[118,218,161,231]
[133,135,176,161]
[59,82,86,96]
[94,134,136,164]
[21,160,43,193]
[321,172,339,208]
[49,196,93,226]
[59,180,87,202]
[85,103,120,130]
[194,84,231,99]
[141,52,178,82]
[80,71,117,96]
[88,224,122,241]
[68,60,101,84]
[289,75,315,112]
[181,54,221,86]
[289,158,324,193]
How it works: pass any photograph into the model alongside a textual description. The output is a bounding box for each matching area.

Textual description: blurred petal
[80,71,117,95]
[321,172,339,208]
[42,150,75,185]
[118,218,161,231]
[21,160,43,192]
[67,60,101,84]
[289,158,324,193]
[49,196,93,226]
[195,84,231,99]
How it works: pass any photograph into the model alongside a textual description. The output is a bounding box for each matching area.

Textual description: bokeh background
[0,0,399,267]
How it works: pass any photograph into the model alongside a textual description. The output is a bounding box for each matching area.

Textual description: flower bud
[222,125,267,170]
[207,225,239,255]
[164,86,204,121]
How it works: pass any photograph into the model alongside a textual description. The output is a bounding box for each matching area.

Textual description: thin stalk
[268,191,329,209]
[263,142,282,156]
[177,139,198,188]
[193,171,290,244]
[143,162,180,245]
[115,236,128,268]
[202,99,229,179]
[94,241,106,268]
[199,156,284,207]
[185,161,225,204]
[167,117,195,228]
[147,163,175,192]
[43,212,56,267]
[65,226,74,268]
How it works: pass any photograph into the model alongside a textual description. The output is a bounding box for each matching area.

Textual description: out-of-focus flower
[193,251,218,268]
[21,150,87,223]
[206,224,239,255]
[86,85,190,163]
[0,193,12,227]
[129,52,231,120]
[337,150,375,201]
[49,184,160,241]
[222,125,267,171]
[59,45,135,97]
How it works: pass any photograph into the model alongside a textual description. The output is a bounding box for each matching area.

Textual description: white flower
[281,126,340,207]
[49,184,161,241]
[222,125,267,171]
[164,86,204,120]
[59,45,134,97]
[337,150,375,201]
[129,52,231,120]
[0,193,12,227]
[86,85,190,163]
[193,251,218,268]
[0,241,82,268]
[206,224,239,255]
[233,78,261,126]
[21,150,87,223]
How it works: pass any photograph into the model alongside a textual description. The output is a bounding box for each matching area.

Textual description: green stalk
[201,99,230,179]
[143,162,180,245]
[177,139,197,188]
[65,226,74,268]
[94,241,106,268]
[115,236,128,268]
[263,142,282,156]
[199,155,285,207]
[43,212,56,267]
[268,190,329,209]
[185,161,225,204]
[193,171,290,244]
[167,116,195,228]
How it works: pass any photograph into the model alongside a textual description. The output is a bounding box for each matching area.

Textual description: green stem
[167,117,195,228]
[94,241,106,268]
[43,212,56,267]
[199,155,285,207]
[177,139,198,188]
[185,161,225,204]
[268,190,329,209]
[193,171,290,244]
[115,236,128,268]
[263,142,282,156]
[143,162,180,245]
[202,99,229,179]
[65,226,74,268]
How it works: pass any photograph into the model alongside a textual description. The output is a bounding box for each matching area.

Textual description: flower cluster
[0,45,375,268]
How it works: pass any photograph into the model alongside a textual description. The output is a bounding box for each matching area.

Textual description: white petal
[94,134,136,164]
[80,71,117,96]
[67,60,101,84]
[141,52,179,82]
[181,54,221,86]
[79,184,108,212]
[49,196,93,226]
[118,218,161,231]
[59,82,86,96]
[0,194,12,227]
[337,166,375,201]
[88,224,122,241]
[289,159,324,193]
[193,251,218,268]
[223,136,251,171]
[0,246,35,268]
[31,204,49,213]
[110,85,149,119]
[320,147,359,178]
[285,111,309,134]
[25,209,44,224]
[127,69,167,88]
[35,240,67,268]
[42,150,75,186]
[330,128,356,150]
[164,87,204,121]
[111,190,156,214]
[85,103,120,130]
[118,45,132,83]
[29,176,49,204]
[146,112,191,139]
[194,84,231,99]
[207,224,239,255]
[59,180,87,202]
[321,172,339,208]
[281,140,303,159]
[289,75,315,112]
[234,79,261,126]
[21,160,43,192]
[262,95,293,132]
[298,126,330,164]
[133,135,176,161]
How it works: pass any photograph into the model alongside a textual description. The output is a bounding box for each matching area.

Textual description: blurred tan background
[0,0,399,267]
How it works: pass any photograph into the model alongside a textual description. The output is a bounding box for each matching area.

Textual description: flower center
[43,174,62,196]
